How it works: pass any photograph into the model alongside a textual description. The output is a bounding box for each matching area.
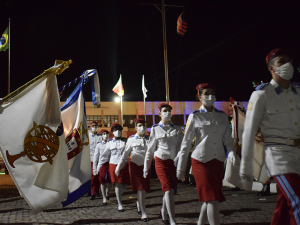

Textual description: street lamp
[115,97,120,102]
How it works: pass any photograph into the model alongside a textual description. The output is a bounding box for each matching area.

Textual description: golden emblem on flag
[6,121,60,168]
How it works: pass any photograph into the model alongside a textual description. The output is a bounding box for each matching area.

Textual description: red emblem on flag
[65,128,82,160]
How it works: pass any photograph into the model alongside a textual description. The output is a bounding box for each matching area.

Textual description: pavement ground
[0,175,277,225]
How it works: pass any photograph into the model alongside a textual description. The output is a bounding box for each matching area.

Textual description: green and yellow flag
[0,27,9,52]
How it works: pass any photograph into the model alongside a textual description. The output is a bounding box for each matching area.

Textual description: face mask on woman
[91,127,97,132]
[273,62,294,80]
[201,95,216,107]
[113,130,121,138]
[102,133,109,140]
[137,126,146,135]
[161,112,172,121]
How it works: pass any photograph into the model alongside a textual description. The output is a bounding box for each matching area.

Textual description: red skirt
[192,158,226,203]
[109,163,131,185]
[129,161,150,192]
[99,162,111,184]
[155,157,178,193]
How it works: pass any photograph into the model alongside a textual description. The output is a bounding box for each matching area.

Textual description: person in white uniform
[93,129,113,205]
[103,123,130,212]
[144,103,183,225]
[116,119,150,222]
[176,83,236,225]
[240,48,300,225]
[89,121,102,200]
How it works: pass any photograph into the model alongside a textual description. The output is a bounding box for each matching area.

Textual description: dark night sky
[1,0,300,102]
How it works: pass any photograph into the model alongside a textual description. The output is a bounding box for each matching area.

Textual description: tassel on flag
[142,75,148,98]
[112,75,124,96]
[177,12,187,36]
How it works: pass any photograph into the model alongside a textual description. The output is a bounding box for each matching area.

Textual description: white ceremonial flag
[0,62,70,213]
[142,75,148,98]
[61,79,91,207]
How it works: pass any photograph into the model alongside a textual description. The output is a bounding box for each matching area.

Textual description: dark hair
[197,87,216,100]
[111,125,123,132]
[159,106,172,112]
[136,122,146,127]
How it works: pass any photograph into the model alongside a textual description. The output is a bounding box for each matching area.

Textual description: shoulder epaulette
[255,83,268,91]
[214,108,225,114]
[292,82,300,88]
[121,137,127,141]
[107,138,113,142]
[152,124,158,127]
[173,123,181,127]
[129,135,135,138]
[191,110,200,114]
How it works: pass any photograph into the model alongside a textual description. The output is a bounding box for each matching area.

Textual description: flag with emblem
[112,75,124,96]
[142,75,148,98]
[61,78,91,207]
[0,61,70,213]
[0,27,9,52]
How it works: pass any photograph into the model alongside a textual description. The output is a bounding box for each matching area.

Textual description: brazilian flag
[0,27,9,52]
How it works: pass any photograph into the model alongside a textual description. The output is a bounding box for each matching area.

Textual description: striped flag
[177,12,187,36]
[112,75,124,96]
[142,75,148,98]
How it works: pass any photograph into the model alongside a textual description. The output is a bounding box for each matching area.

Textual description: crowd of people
[87,48,300,225]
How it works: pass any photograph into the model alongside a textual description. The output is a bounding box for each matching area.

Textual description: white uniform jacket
[240,80,300,177]
[89,132,102,162]
[177,105,236,173]
[103,137,127,165]
[93,141,110,171]
[116,134,149,173]
[144,121,183,171]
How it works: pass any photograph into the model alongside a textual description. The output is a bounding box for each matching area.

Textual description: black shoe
[103,202,107,206]
[160,210,170,225]
[136,202,142,215]
[230,187,241,191]
[118,208,125,212]
[96,193,101,197]
[90,195,96,200]
[256,184,270,196]
[141,218,149,222]
[106,196,110,200]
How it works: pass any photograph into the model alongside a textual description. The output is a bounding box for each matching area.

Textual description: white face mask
[91,127,97,132]
[113,130,121,138]
[273,62,294,80]
[161,111,172,121]
[137,126,146,135]
[102,134,109,140]
[201,95,216,107]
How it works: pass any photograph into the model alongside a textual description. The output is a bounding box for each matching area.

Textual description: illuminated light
[115,97,120,102]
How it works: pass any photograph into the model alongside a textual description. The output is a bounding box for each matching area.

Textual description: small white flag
[142,75,148,98]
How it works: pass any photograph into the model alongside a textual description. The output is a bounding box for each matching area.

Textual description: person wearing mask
[116,119,150,222]
[176,83,237,225]
[93,129,113,205]
[144,103,183,225]
[103,123,130,212]
[89,121,102,200]
[240,49,300,225]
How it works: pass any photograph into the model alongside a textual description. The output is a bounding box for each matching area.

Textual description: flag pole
[143,75,146,121]
[120,74,123,126]
[8,18,10,95]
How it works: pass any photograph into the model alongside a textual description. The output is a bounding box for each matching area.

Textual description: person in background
[89,121,102,200]
[144,103,183,225]
[116,119,150,222]
[103,123,130,212]
[93,129,113,205]
[177,83,237,225]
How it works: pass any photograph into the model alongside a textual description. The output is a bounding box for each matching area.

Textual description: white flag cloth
[61,79,91,206]
[87,69,101,107]
[0,62,69,213]
[142,75,148,98]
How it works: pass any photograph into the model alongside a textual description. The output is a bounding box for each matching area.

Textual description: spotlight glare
[115,97,120,102]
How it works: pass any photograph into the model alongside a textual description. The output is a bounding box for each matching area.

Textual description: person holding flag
[93,129,113,205]
[144,103,183,225]
[176,83,237,225]
[104,123,130,212]
[89,121,102,200]
[116,119,150,222]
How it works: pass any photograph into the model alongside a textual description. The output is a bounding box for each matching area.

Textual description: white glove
[115,169,120,177]
[173,156,178,167]
[93,169,98,176]
[143,170,148,178]
[228,151,237,167]
[176,170,185,180]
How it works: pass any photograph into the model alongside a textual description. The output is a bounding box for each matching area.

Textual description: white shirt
[103,137,127,165]
[177,105,235,172]
[89,132,102,162]
[144,121,183,171]
[240,80,300,177]
[116,133,149,173]
[93,141,110,171]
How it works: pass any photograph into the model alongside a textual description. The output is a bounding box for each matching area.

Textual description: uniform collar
[135,133,147,139]
[158,121,174,128]
[270,79,296,94]
[91,132,99,137]
[199,105,216,113]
